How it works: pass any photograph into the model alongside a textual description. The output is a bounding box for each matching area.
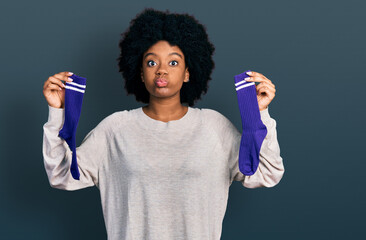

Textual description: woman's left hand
[245,71,276,111]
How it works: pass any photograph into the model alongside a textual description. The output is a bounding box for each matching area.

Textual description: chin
[151,89,181,99]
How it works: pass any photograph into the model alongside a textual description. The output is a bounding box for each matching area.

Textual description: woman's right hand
[43,71,74,109]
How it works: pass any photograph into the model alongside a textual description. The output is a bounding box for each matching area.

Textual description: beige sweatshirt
[42,105,284,240]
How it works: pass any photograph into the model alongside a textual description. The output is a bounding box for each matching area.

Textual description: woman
[42,8,284,240]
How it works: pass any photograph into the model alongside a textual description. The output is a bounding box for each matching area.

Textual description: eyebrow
[143,52,183,60]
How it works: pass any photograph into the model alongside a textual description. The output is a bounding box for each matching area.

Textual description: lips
[155,78,168,87]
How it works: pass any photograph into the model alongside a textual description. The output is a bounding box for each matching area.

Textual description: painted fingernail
[68,77,73,81]
[69,72,73,75]
[246,71,252,75]
[245,77,251,81]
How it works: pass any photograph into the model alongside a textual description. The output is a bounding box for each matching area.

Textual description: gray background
[0,0,365,239]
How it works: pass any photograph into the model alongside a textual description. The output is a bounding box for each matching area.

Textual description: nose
[156,66,168,77]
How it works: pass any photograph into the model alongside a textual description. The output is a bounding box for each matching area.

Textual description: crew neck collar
[137,106,194,130]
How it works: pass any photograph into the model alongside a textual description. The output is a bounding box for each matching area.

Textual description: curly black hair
[117,8,215,107]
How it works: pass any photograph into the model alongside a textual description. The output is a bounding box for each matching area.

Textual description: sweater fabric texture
[42,105,284,240]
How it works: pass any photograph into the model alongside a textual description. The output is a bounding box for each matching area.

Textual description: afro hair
[117,8,215,107]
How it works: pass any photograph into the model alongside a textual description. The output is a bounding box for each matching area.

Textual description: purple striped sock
[58,74,87,180]
[234,70,267,176]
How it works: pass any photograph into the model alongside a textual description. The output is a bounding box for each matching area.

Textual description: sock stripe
[235,82,255,91]
[65,85,86,93]
[67,81,86,89]
[234,79,248,86]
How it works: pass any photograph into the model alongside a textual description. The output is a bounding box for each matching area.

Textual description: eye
[170,60,178,66]
[147,60,156,67]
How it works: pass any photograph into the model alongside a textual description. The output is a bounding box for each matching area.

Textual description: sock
[234,70,267,176]
[58,74,87,180]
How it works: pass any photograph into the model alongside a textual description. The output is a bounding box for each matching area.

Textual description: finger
[247,71,269,81]
[252,71,270,81]
[60,71,74,76]
[55,72,74,82]
[45,82,63,92]
[246,76,275,88]
[261,76,274,87]
[247,71,263,78]
[247,71,275,87]
[256,83,276,95]
[258,87,270,99]
[258,90,275,104]
[258,82,276,93]
[48,76,66,89]
[264,90,275,100]
[258,87,276,102]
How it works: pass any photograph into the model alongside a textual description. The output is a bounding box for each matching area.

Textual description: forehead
[144,40,184,57]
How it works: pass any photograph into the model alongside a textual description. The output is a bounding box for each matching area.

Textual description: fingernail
[246,71,252,75]
[245,77,251,81]
[69,72,73,75]
[68,77,73,81]
[63,83,66,88]
[59,87,62,90]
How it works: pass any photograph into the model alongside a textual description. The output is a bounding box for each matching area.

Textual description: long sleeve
[228,107,285,188]
[42,105,111,191]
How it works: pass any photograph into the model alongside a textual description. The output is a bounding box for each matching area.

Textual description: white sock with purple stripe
[58,74,87,180]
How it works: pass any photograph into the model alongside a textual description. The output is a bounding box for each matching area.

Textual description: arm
[42,105,110,191]
[229,107,285,188]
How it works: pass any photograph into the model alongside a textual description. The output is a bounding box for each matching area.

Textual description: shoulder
[94,107,139,131]
[198,108,233,126]
[191,107,238,137]
[195,107,240,142]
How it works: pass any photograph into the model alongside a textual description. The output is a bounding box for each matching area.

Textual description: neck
[142,97,188,122]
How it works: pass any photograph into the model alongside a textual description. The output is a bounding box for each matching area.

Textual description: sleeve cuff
[260,107,271,122]
[47,105,65,127]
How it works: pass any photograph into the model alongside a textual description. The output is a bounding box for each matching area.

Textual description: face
[140,40,189,101]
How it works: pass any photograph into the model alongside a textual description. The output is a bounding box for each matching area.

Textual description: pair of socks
[58,74,87,180]
[234,70,267,176]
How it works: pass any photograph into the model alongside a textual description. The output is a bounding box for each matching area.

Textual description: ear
[184,67,190,83]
